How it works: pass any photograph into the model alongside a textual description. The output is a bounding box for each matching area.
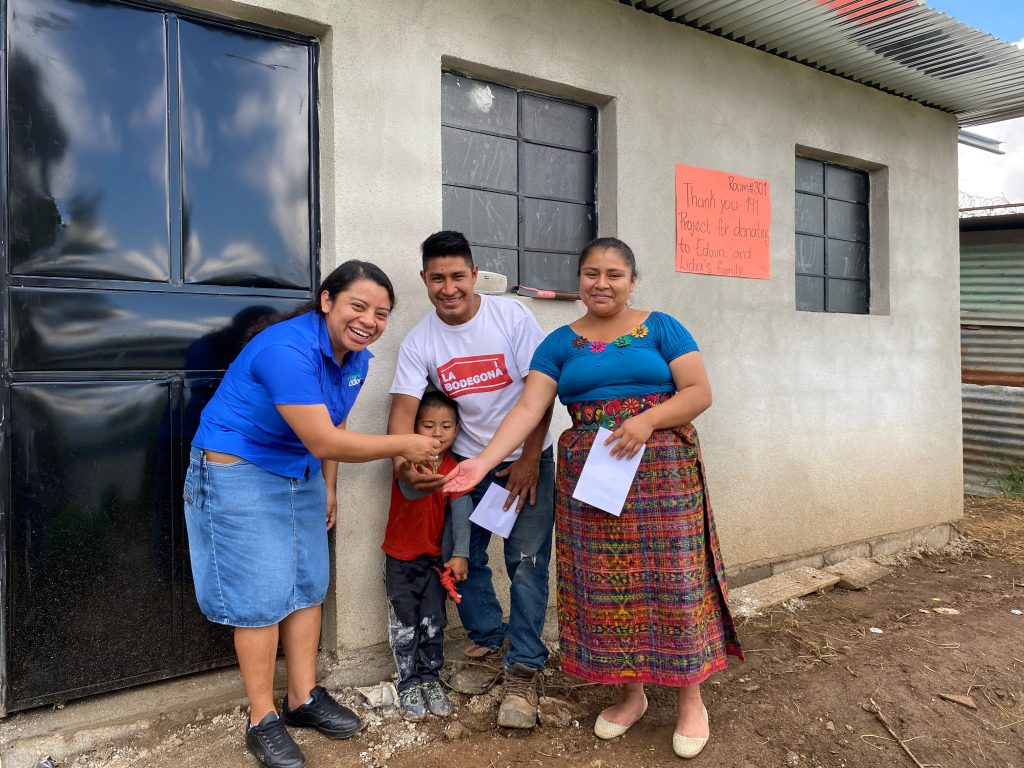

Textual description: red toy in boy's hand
[434,566,462,604]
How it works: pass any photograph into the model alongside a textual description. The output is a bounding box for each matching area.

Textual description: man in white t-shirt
[388,231,554,729]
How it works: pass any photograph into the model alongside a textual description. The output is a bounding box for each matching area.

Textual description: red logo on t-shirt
[437,354,513,398]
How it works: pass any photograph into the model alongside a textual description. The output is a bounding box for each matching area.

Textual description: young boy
[382,390,471,721]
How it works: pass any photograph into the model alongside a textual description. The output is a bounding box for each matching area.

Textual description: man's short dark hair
[421,230,474,270]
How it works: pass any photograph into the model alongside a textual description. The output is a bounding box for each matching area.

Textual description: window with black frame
[794,157,870,314]
[441,72,597,293]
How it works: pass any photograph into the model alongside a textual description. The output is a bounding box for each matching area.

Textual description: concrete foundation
[729,520,954,587]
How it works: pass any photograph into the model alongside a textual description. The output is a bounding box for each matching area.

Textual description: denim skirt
[183,446,328,627]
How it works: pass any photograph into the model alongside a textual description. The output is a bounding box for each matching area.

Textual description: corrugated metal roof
[621,0,1024,125]
[960,213,1024,231]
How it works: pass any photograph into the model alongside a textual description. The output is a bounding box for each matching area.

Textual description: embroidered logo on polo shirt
[345,373,363,387]
[437,354,513,398]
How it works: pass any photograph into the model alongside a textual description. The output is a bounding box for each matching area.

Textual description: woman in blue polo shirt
[184,260,441,768]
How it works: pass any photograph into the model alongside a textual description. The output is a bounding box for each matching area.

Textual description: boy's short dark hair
[421,230,474,270]
[417,389,458,421]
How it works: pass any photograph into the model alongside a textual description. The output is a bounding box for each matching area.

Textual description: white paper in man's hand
[468,482,520,538]
[571,427,645,516]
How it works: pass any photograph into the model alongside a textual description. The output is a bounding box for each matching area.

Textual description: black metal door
[1,0,319,712]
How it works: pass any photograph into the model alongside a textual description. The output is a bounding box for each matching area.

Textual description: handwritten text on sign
[675,164,771,279]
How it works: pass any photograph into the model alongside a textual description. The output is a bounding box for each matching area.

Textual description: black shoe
[283,685,362,739]
[245,713,307,768]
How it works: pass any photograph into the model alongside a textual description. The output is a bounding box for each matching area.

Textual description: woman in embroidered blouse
[445,238,742,759]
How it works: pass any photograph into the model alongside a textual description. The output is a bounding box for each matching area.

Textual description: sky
[924,2,1024,205]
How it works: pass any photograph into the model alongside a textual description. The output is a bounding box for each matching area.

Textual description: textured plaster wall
[175,0,963,655]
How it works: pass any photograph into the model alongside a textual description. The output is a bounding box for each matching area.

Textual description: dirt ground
[59,497,1024,768]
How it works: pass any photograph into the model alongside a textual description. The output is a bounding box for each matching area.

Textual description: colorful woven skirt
[555,394,743,686]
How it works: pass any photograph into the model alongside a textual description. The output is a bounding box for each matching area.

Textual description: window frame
[441,70,597,293]
[794,156,870,314]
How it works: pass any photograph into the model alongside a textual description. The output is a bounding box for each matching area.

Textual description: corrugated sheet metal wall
[960,222,1024,495]
[961,230,1024,325]
[962,385,1024,495]
[961,326,1024,386]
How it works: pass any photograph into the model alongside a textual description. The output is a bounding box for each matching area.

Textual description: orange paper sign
[675,164,771,279]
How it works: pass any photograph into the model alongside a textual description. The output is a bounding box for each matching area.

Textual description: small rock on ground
[538,697,576,728]
[443,721,470,741]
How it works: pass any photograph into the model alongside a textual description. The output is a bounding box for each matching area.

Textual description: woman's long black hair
[247,260,396,341]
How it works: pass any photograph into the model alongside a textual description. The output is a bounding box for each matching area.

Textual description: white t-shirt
[390,295,553,460]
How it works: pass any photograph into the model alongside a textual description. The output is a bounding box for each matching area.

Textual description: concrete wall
[176,0,963,655]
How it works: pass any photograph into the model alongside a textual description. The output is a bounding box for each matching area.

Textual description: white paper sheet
[571,427,645,516]
[468,482,520,539]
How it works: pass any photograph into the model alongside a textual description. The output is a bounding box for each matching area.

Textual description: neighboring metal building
[960,214,1024,495]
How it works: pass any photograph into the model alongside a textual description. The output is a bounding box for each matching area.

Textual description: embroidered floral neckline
[571,323,649,352]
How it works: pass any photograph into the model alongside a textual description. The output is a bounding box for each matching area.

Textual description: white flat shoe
[672,705,709,759]
[593,695,648,739]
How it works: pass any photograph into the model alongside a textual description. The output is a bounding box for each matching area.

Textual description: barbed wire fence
[959,190,1024,217]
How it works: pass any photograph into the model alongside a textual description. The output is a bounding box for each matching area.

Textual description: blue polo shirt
[193,310,371,479]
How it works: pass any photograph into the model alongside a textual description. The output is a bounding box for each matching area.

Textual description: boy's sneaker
[282,686,362,739]
[245,712,307,768]
[421,680,453,717]
[398,685,427,722]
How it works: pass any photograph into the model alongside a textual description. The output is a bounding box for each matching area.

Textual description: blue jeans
[453,447,554,671]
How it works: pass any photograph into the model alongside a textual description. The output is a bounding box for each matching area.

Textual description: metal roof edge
[621,0,1024,126]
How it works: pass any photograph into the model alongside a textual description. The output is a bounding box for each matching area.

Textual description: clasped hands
[400,453,539,513]
[441,415,652,499]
